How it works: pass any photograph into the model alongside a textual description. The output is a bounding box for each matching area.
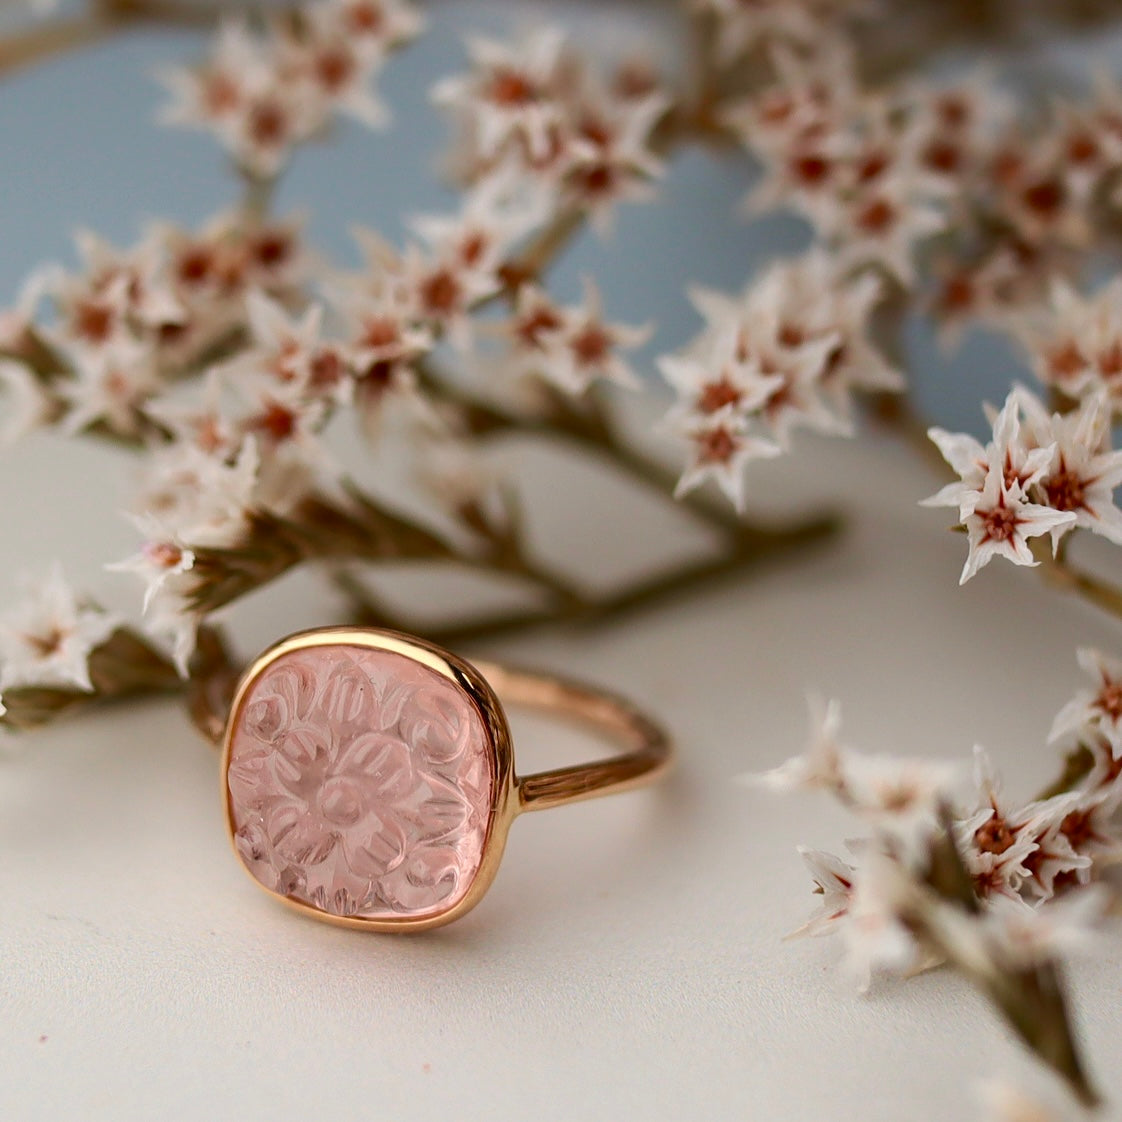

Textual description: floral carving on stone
[226,644,494,920]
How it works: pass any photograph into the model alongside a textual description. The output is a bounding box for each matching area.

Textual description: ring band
[216,627,672,931]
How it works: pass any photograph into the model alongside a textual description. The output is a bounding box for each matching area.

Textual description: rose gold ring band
[210,627,673,931]
[470,660,674,812]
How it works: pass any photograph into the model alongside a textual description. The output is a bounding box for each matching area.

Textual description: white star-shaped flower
[1051,647,1122,755]
[827,173,947,287]
[789,847,854,939]
[674,406,781,513]
[957,465,1076,584]
[0,564,119,693]
[137,438,260,549]
[981,886,1110,969]
[838,851,922,992]
[746,695,848,793]
[431,27,566,162]
[108,514,197,615]
[59,338,164,439]
[309,0,424,57]
[1017,389,1122,548]
[922,387,1056,513]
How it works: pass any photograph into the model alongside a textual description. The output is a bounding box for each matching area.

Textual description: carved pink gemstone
[226,644,494,920]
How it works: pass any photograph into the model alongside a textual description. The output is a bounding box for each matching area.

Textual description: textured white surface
[3,424,1122,1122]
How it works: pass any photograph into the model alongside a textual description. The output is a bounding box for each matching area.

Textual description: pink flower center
[923,138,963,175]
[361,316,400,349]
[315,47,354,93]
[856,149,890,183]
[459,231,488,268]
[1044,461,1087,513]
[978,500,1019,544]
[1022,177,1065,218]
[177,247,214,287]
[252,231,294,272]
[975,814,1016,855]
[570,323,612,367]
[254,400,298,441]
[310,348,345,387]
[516,305,563,349]
[935,94,969,129]
[856,197,895,236]
[204,72,240,115]
[1068,132,1099,165]
[938,273,976,315]
[1095,680,1122,721]
[249,100,289,147]
[697,376,742,414]
[1061,808,1094,849]
[697,426,737,465]
[1098,343,1122,380]
[347,2,384,34]
[790,152,832,187]
[420,268,461,316]
[1047,340,1086,382]
[26,627,65,658]
[73,299,115,344]
[488,68,536,107]
[144,541,184,569]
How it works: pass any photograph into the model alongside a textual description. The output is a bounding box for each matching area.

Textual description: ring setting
[220,627,672,931]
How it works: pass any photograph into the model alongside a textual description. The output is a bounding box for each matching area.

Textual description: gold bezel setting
[220,626,518,933]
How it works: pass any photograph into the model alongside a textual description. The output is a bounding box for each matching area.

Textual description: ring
[216,627,673,931]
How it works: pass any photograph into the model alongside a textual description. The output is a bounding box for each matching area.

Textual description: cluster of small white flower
[0,215,329,674]
[0,212,309,441]
[725,52,1122,320]
[690,0,873,66]
[157,0,424,178]
[924,386,1122,583]
[725,48,949,287]
[658,250,901,510]
[753,665,1120,992]
[0,14,672,696]
[432,26,669,232]
[1015,278,1122,407]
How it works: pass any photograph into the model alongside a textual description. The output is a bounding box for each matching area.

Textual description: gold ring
[215,627,672,932]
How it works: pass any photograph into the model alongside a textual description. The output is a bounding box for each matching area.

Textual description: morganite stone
[226,644,494,921]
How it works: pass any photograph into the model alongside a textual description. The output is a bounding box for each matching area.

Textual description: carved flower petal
[268,801,338,866]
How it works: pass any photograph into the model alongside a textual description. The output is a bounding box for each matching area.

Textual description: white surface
[3,424,1122,1122]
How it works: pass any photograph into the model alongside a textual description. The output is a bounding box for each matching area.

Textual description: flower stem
[0,12,115,78]
[0,0,239,80]
[1041,553,1122,621]
[184,512,839,743]
[334,507,839,645]
[0,625,180,731]
[496,208,586,293]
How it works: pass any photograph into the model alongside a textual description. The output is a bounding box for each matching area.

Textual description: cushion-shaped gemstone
[226,644,494,920]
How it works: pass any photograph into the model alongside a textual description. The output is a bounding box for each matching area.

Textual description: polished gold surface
[218,627,673,931]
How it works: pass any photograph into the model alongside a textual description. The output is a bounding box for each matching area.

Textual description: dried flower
[789,846,854,938]
[0,564,118,692]
[1051,648,1122,756]
[0,359,54,442]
